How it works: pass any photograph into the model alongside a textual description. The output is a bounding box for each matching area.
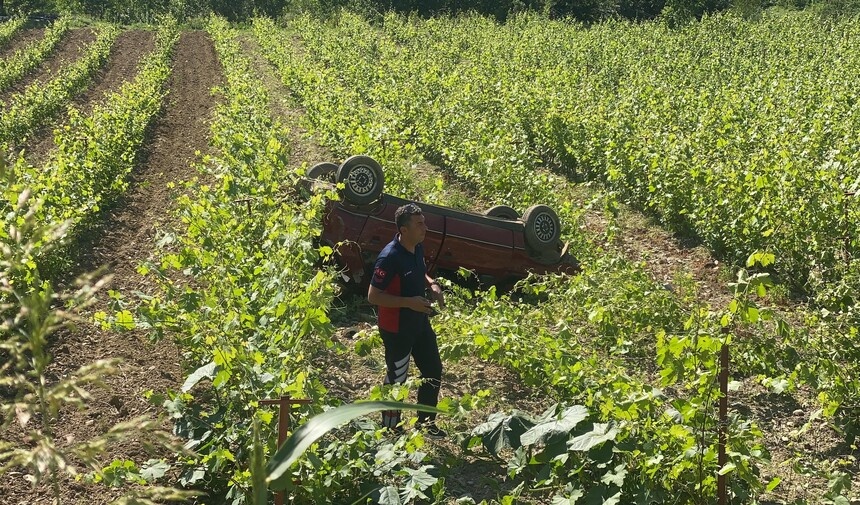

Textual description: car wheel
[523,204,561,251]
[484,205,519,220]
[337,155,384,205]
[308,162,338,182]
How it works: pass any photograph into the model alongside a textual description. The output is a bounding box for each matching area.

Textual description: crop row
[3,20,177,278]
[0,16,69,92]
[0,16,27,51]
[135,16,341,501]
[0,23,118,146]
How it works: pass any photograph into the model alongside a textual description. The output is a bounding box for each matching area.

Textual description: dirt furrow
[71,30,156,114]
[0,28,95,104]
[21,29,156,165]
[2,30,224,505]
[580,205,731,307]
[0,27,45,59]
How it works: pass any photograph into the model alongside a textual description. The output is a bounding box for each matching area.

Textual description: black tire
[308,162,338,182]
[523,204,561,251]
[484,205,519,220]
[337,155,384,205]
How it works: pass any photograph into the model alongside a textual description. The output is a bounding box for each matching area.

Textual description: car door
[436,213,514,279]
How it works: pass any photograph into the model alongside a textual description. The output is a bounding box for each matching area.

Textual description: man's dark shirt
[370,235,427,333]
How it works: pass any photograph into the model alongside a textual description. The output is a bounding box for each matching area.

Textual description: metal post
[844,191,855,267]
[718,343,729,505]
[259,396,312,505]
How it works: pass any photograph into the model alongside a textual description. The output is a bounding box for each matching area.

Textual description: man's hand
[405,296,434,314]
[429,284,445,309]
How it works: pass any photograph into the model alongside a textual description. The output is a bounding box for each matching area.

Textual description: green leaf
[765,477,781,492]
[472,411,536,457]
[377,485,402,505]
[355,332,381,356]
[181,362,216,393]
[267,401,445,490]
[521,405,588,447]
[669,424,690,439]
[140,460,170,481]
[212,368,231,388]
[179,468,205,486]
[603,491,621,505]
[746,251,774,268]
[718,462,736,475]
[403,466,438,501]
[551,490,584,504]
[766,377,789,394]
[600,464,627,488]
[115,309,135,330]
[746,307,760,323]
[567,423,618,452]
[828,470,850,496]
[582,485,621,505]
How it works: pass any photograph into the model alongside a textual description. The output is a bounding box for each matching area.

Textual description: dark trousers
[379,319,442,428]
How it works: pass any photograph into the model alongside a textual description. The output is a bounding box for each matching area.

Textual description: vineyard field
[2,8,860,505]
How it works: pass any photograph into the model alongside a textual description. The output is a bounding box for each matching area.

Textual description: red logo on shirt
[374,267,386,280]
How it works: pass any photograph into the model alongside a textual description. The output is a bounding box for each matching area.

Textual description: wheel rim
[534,213,556,243]
[347,165,376,195]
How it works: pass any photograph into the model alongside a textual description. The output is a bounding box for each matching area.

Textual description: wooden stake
[718,343,729,505]
[260,396,312,505]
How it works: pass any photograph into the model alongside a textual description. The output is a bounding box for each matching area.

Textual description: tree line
[0,0,857,28]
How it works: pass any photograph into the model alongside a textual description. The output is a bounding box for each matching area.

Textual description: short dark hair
[395,203,422,229]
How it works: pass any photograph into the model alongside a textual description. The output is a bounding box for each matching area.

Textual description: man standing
[367,203,446,438]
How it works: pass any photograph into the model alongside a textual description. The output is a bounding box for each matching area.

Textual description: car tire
[337,155,384,205]
[308,162,338,182]
[484,205,519,220]
[523,204,561,251]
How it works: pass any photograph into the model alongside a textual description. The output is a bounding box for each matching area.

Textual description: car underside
[304,156,580,288]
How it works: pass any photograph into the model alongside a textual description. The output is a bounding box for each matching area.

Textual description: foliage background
[1,0,859,23]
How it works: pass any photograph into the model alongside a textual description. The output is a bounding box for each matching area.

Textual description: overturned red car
[306,155,579,288]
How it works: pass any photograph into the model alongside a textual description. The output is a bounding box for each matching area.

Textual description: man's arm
[368,284,433,313]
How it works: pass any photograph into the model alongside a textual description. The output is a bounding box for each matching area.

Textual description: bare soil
[0,27,45,59]
[0,30,223,505]
[20,29,156,165]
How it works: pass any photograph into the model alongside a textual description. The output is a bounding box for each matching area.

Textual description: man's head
[395,203,426,245]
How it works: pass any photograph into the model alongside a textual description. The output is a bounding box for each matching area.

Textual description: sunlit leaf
[267,401,444,490]
[181,362,216,393]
